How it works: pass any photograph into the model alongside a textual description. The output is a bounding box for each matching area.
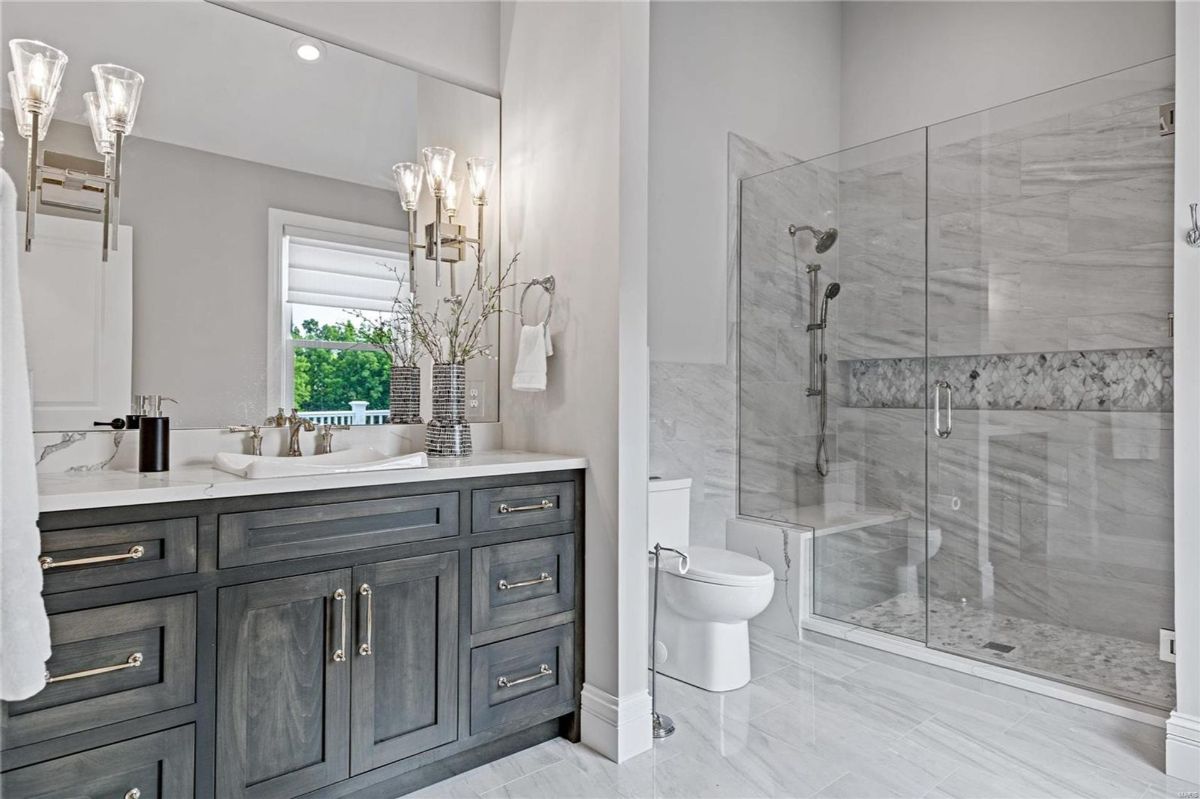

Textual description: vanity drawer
[38,518,197,594]
[218,492,458,567]
[471,482,575,533]
[1,725,195,799]
[472,534,575,632]
[1,595,197,749]
[470,625,575,735]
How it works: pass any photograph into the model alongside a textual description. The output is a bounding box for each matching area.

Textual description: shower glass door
[738,58,1175,709]
[924,58,1175,708]
[738,129,930,642]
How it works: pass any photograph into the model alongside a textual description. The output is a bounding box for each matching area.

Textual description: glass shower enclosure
[737,58,1175,709]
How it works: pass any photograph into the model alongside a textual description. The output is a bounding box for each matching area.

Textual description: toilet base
[655,606,752,692]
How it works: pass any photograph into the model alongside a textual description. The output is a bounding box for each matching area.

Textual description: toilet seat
[676,545,773,588]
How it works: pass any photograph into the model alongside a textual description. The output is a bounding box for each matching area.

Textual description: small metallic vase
[389,365,422,424]
[426,363,472,457]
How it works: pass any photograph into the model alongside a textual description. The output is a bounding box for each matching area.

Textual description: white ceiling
[0,1,496,189]
[222,1,502,97]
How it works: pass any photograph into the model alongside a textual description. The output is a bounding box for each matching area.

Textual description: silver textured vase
[426,363,472,457]
[389,365,422,424]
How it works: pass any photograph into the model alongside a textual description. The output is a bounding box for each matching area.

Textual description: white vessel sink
[213,447,428,479]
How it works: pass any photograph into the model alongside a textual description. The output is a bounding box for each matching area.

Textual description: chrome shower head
[824,281,841,300]
[815,228,838,254]
[788,223,839,254]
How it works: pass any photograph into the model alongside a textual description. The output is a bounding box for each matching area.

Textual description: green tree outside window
[292,319,390,412]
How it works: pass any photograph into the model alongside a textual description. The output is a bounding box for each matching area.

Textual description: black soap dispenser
[138,394,176,472]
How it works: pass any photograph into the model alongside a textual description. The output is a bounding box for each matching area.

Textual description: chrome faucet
[317,423,350,455]
[265,408,315,456]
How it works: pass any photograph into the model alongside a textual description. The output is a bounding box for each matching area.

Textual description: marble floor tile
[410,635,1196,799]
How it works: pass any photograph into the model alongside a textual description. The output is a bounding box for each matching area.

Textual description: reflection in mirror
[1,0,500,431]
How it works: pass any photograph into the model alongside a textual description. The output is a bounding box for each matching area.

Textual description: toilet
[648,478,775,692]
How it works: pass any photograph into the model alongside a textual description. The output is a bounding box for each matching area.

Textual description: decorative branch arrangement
[413,251,520,364]
[352,252,519,366]
[350,263,421,367]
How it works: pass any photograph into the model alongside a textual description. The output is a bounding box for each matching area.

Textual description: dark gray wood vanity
[1,466,585,799]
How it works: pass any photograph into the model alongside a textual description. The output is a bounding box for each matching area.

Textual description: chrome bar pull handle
[332,588,347,662]
[498,499,553,514]
[46,652,143,684]
[497,663,552,689]
[934,381,953,439]
[358,584,373,656]
[40,545,145,571]
[497,572,553,591]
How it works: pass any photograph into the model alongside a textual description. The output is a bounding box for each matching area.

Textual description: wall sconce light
[7,39,144,262]
[391,147,495,295]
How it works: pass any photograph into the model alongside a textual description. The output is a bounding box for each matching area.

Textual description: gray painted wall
[4,116,396,428]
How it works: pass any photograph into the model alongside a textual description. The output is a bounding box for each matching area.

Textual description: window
[268,211,408,425]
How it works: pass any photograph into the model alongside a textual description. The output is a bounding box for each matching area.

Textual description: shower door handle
[933,381,953,439]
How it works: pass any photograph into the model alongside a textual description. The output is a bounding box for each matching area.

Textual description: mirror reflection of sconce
[7,39,144,262]
[392,148,495,295]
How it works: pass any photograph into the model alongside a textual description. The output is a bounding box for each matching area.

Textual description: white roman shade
[284,224,408,313]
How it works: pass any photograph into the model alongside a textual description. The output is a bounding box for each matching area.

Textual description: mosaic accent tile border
[845,348,1173,412]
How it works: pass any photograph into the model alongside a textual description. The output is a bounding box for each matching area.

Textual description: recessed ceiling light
[292,38,324,63]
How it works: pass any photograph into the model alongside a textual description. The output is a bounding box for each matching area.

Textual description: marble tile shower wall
[737,152,845,524]
[650,134,802,548]
[833,407,1174,645]
[824,82,1176,647]
[727,80,1175,655]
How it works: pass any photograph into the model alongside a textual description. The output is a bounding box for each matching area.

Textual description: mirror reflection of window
[280,223,409,425]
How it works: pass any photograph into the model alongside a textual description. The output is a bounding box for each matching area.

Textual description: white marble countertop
[38,451,588,513]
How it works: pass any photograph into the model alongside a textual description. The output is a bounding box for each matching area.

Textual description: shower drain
[983,641,1016,653]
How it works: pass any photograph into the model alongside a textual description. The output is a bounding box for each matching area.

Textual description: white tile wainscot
[726,517,811,640]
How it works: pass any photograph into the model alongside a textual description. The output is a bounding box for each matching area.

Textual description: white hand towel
[512,323,550,392]
[0,169,51,700]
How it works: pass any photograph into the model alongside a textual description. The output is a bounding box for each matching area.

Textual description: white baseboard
[580,683,652,763]
[803,615,1169,728]
[1167,711,1200,783]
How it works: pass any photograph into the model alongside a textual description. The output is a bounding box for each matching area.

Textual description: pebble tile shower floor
[408,630,1196,799]
[842,594,1175,710]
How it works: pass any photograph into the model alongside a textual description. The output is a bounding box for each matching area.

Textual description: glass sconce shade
[422,146,455,197]
[392,162,424,211]
[444,173,463,217]
[7,71,56,140]
[91,63,144,134]
[84,92,116,155]
[8,39,67,113]
[466,157,496,205]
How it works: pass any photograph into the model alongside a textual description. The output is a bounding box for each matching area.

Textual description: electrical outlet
[466,380,484,419]
[1160,628,1176,663]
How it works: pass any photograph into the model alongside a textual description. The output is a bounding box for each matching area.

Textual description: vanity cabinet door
[350,552,459,774]
[217,570,351,799]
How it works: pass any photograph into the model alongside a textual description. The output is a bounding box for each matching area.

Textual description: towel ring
[520,275,556,327]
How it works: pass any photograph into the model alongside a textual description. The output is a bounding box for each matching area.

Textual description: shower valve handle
[1187,204,1200,247]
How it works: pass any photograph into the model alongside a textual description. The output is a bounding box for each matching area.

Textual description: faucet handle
[265,408,287,426]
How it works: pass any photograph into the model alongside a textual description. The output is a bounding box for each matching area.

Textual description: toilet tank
[648,477,691,551]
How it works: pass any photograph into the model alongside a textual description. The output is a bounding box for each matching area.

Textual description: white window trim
[266,209,408,413]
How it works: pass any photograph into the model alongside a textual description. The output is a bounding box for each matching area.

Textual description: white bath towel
[0,169,51,700]
[512,323,552,392]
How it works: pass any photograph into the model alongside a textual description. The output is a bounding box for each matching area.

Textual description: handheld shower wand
[813,282,841,477]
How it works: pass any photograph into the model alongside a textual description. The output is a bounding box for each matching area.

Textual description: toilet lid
[678,546,774,587]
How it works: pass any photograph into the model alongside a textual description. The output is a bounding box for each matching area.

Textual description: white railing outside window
[298,402,391,425]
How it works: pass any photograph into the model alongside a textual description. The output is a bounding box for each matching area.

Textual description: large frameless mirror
[1,0,500,431]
